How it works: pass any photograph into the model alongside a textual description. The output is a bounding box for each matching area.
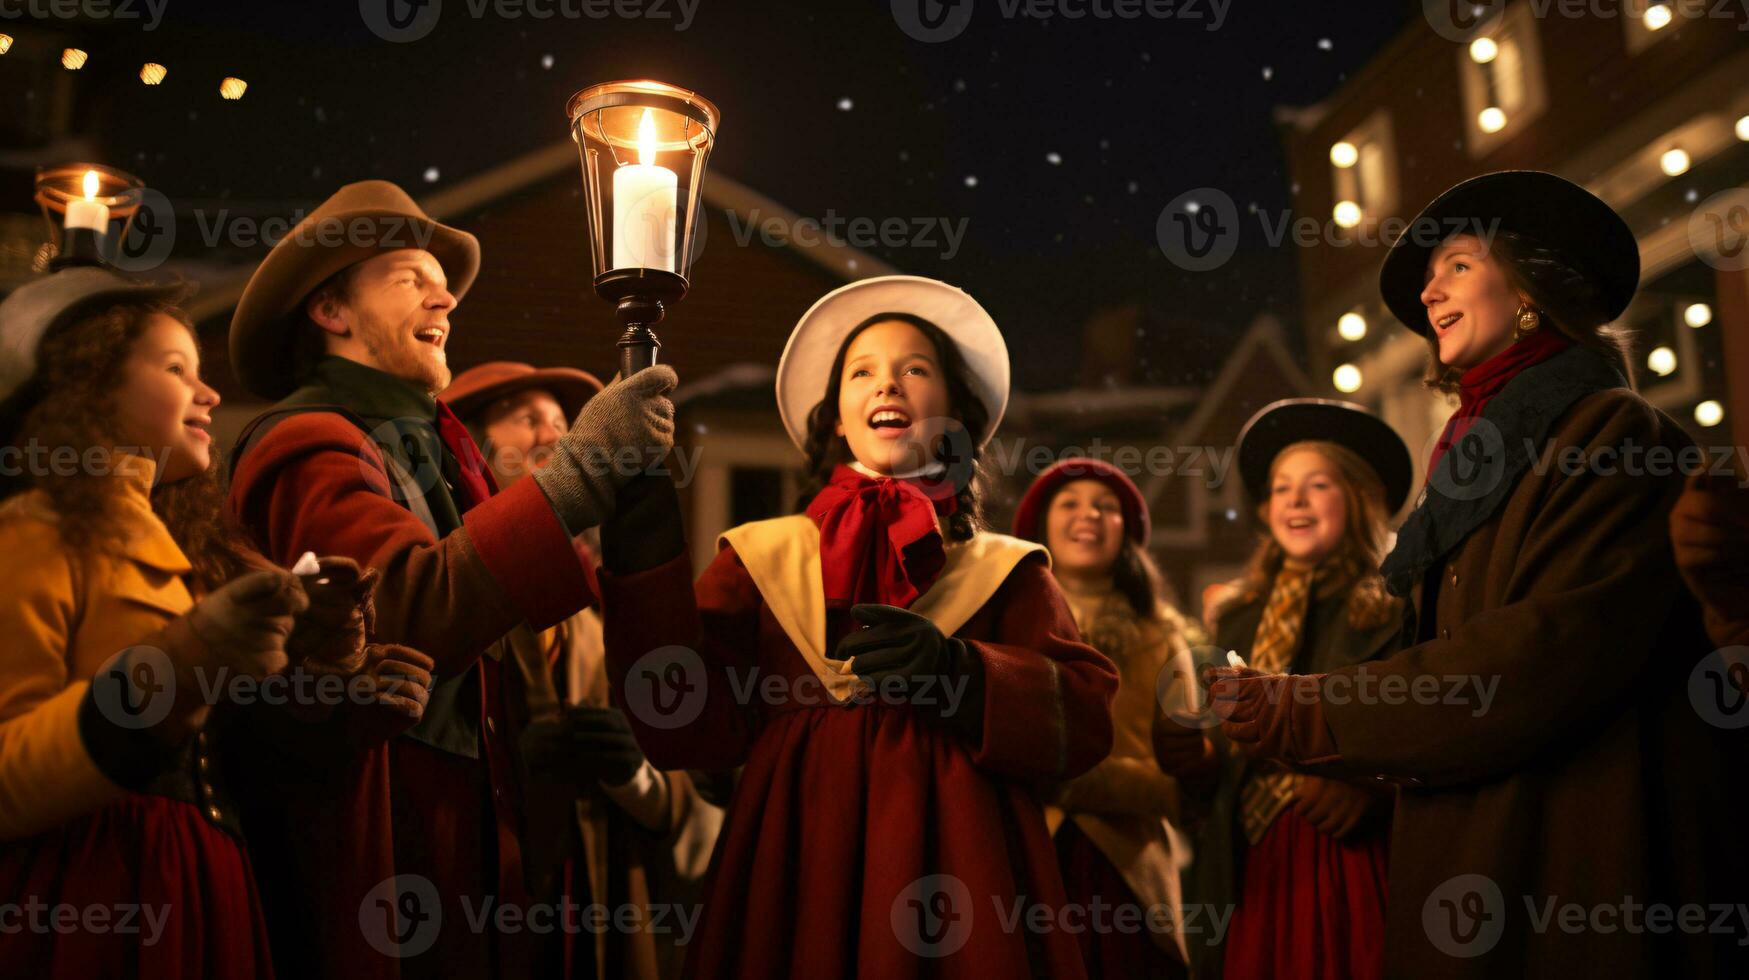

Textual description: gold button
[206,805,223,822]
[1449,568,1459,586]
[1441,627,1451,640]
[198,754,211,772]
[200,781,214,798]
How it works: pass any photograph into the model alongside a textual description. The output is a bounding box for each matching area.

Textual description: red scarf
[806,464,959,610]
[434,398,499,509]
[1426,329,1571,482]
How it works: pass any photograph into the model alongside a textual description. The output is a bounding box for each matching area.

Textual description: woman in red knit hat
[1013,457,1196,979]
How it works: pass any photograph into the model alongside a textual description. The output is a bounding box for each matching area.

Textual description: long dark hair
[0,301,258,592]
[1422,229,1635,394]
[795,312,989,541]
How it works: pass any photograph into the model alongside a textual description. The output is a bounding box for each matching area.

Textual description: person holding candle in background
[593,275,1119,979]
[1206,171,1749,978]
[444,360,720,980]
[222,179,680,980]
[1011,458,1197,979]
[1158,399,1408,980]
[0,267,431,978]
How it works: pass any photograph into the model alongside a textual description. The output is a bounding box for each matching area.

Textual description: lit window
[1457,6,1547,158]
[1327,110,1397,232]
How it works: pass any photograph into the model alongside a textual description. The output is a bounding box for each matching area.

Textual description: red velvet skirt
[1054,819,1189,980]
[1222,807,1388,980]
[0,794,274,979]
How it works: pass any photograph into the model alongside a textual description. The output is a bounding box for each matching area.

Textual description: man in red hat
[223,181,678,980]
[444,361,719,980]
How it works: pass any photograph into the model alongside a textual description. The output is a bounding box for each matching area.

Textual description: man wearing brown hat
[445,361,719,980]
[222,181,679,980]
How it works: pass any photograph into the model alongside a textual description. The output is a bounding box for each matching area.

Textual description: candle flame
[82,170,99,200]
[637,109,657,167]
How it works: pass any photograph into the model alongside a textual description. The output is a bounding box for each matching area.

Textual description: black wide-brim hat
[1237,399,1413,514]
[1379,170,1639,335]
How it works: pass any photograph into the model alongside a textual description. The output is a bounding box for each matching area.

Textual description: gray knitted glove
[532,365,677,531]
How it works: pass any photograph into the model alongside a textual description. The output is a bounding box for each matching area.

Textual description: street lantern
[566,79,720,376]
[33,163,147,270]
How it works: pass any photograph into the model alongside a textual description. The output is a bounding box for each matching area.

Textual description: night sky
[27,0,1415,390]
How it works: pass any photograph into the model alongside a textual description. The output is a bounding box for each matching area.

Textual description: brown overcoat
[1320,376,1749,978]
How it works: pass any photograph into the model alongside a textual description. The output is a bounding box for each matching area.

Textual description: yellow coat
[0,454,195,840]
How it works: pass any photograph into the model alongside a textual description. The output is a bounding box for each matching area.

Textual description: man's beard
[356,311,451,394]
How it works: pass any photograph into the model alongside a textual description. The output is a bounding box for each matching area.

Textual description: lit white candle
[64,169,108,233]
[611,109,677,271]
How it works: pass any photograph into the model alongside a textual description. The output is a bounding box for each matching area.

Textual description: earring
[1514,303,1541,341]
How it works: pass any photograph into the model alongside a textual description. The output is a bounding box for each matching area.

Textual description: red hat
[1011,458,1151,547]
[441,361,604,422]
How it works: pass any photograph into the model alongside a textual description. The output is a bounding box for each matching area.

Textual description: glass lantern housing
[567,79,719,289]
[33,163,147,269]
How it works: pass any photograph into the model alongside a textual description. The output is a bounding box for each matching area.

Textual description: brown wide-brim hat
[1379,170,1639,336]
[1236,398,1413,514]
[441,361,605,422]
[229,179,481,400]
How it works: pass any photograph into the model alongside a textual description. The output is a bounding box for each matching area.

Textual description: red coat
[600,535,1119,979]
[226,411,593,980]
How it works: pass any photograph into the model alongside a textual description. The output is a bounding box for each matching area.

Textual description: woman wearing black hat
[1157,399,1408,980]
[1013,458,1196,979]
[1208,171,1748,978]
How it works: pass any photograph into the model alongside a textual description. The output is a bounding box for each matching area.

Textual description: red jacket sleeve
[963,557,1118,782]
[597,549,760,771]
[228,413,594,674]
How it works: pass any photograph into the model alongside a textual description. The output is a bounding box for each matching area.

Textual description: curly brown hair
[1228,440,1400,632]
[0,301,258,592]
[1422,229,1636,394]
[794,313,990,542]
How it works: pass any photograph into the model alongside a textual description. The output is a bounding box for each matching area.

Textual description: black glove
[520,705,647,788]
[600,467,686,574]
[835,604,985,739]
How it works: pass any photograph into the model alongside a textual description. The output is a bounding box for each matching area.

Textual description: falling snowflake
[540,54,554,69]
[953,78,966,93]
[1186,200,1201,214]
[836,97,853,111]
[1317,38,1333,50]
[1126,180,1138,194]
[964,175,979,188]
[1045,152,1062,165]
[1685,188,1699,203]
[1261,66,1274,80]
[423,167,440,183]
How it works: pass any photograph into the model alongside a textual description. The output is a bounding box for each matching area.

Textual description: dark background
[8,0,1415,388]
